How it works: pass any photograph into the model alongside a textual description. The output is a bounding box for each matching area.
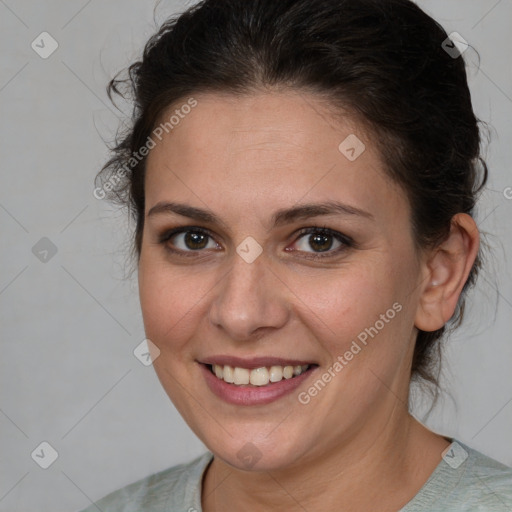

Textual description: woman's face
[139,90,427,471]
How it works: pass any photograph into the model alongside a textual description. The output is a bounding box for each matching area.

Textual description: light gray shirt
[79,440,512,511]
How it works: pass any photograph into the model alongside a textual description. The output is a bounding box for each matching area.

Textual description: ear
[415,213,480,332]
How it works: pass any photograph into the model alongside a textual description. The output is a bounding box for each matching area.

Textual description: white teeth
[223,365,234,383]
[269,365,283,382]
[211,363,310,386]
[249,367,269,386]
[283,366,294,379]
[233,367,250,385]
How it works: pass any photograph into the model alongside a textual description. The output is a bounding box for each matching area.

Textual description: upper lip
[200,356,316,369]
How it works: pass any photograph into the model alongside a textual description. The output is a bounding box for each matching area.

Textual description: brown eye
[179,231,210,250]
[159,227,220,255]
[306,233,334,252]
[290,227,353,258]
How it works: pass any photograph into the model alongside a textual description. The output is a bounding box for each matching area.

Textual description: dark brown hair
[96,0,488,395]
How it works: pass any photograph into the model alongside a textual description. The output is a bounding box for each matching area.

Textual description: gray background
[0,1,511,510]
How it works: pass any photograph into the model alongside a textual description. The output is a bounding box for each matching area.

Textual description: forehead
[151,90,366,165]
[144,91,406,227]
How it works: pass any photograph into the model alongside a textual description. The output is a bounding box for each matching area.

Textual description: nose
[208,249,290,342]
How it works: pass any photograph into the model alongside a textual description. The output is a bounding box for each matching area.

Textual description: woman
[81,0,512,510]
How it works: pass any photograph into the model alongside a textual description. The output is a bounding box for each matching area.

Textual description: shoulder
[459,442,512,507]
[78,451,213,512]
[403,440,512,511]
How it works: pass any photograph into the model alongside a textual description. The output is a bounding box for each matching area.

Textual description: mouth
[206,363,313,386]
[198,357,319,406]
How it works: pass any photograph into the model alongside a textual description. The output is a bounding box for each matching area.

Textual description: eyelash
[157,226,354,260]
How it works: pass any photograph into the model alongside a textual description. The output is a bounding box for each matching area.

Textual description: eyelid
[293,226,353,246]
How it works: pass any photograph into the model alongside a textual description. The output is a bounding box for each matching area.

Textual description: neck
[202,405,450,512]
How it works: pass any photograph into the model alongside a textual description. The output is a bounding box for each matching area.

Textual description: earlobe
[414,213,480,332]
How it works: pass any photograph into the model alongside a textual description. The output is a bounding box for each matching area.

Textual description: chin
[200,423,311,472]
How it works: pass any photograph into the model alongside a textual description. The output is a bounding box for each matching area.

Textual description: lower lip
[199,363,317,406]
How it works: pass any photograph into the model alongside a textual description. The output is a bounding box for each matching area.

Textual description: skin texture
[138,90,480,511]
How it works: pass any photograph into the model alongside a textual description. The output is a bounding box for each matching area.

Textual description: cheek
[308,259,413,376]
[138,257,210,353]
[310,264,397,333]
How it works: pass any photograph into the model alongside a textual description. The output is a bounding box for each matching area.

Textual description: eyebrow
[147,200,374,230]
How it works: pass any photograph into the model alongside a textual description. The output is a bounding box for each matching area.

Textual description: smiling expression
[138,90,427,471]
